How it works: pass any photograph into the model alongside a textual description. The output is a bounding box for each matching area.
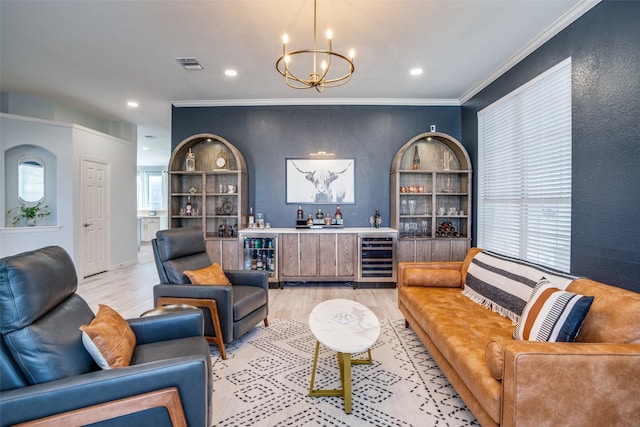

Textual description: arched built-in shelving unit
[168,133,248,268]
[390,131,472,262]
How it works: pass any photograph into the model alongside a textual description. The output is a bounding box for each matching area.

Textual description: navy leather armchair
[152,228,269,360]
[0,246,212,427]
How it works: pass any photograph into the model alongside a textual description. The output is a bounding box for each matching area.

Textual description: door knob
[84,223,93,227]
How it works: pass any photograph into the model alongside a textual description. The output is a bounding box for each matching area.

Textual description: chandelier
[276,0,355,92]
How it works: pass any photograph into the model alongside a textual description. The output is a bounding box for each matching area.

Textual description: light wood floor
[77,245,403,321]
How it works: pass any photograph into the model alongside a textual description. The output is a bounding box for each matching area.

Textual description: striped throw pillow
[513,279,594,342]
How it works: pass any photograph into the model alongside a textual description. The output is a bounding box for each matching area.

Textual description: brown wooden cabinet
[279,232,357,282]
[168,133,247,266]
[391,131,472,262]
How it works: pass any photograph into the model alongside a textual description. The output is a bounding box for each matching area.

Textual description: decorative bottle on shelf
[185,196,192,216]
[248,207,254,226]
[316,209,324,219]
[335,205,342,219]
[412,145,421,170]
[306,214,314,226]
[297,205,304,220]
[185,148,195,171]
[374,208,381,228]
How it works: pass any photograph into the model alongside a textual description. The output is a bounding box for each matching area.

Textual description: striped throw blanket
[463,251,577,324]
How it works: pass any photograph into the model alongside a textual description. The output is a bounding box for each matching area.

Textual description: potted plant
[7,201,50,226]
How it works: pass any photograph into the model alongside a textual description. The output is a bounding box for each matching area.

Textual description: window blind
[477,58,572,272]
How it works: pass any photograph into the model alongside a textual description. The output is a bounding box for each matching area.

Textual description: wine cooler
[239,235,278,286]
[358,235,396,284]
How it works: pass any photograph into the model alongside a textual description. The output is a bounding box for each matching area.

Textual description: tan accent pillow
[404,267,461,288]
[485,340,506,380]
[80,304,136,369]
[183,263,232,286]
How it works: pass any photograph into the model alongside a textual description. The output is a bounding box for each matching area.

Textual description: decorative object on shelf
[443,150,452,171]
[315,209,324,219]
[412,145,421,170]
[275,0,355,92]
[227,184,236,193]
[7,201,50,226]
[436,221,460,238]
[215,150,227,169]
[297,205,304,220]
[215,199,234,215]
[185,148,196,171]
[334,205,342,219]
[374,208,381,228]
[189,186,197,194]
[185,196,193,216]
[442,177,455,193]
[286,158,355,204]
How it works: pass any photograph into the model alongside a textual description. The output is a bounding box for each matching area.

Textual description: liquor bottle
[185,196,192,216]
[374,208,381,228]
[297,205,304,220]
[412,145,420,170]
[335,205,342,219]
[248,207,254,225]
[306,214,314,226]
[316,209,324,219]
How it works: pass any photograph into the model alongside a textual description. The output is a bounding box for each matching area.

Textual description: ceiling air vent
[175,57,203,70]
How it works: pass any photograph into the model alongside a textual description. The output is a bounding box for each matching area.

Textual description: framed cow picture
[286,158,355,204]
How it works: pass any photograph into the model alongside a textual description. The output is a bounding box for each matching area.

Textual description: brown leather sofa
[398,248,640,427]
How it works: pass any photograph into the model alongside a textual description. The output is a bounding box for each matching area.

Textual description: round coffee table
[308,299,381,413]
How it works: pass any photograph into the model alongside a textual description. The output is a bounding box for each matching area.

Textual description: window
[137,169,167,210]
[147,172,163,210]
[477,58,572,272]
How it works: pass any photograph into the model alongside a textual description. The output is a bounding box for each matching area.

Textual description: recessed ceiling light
[225,69,238,77]
[410,68,423,76]
[127,101,139,108]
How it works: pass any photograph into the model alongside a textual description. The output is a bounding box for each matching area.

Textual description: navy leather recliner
[152,227,269,353]
[0,246,212,427]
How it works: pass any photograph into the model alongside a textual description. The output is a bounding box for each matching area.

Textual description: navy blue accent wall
[172,105,461,228]
[462,0,640,292]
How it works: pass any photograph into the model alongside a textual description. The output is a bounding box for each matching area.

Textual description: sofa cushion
[398,285,514,423]
[404,267,461,288]
[80,304,136,369]
[463,251,577,323]
[514,280,593,342]
[568,279,640,344]
[485,340,506,380]
[184,263,231,286]
[232,286,268,321]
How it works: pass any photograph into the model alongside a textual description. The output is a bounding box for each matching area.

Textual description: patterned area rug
[210,319,478,426]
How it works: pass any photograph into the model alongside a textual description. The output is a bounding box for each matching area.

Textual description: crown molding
[459,0,601,104]
[172,98,460,108]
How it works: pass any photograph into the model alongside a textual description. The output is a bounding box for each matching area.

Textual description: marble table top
[308,299,381,354]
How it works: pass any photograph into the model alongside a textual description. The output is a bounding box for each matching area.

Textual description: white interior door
[82,158,109,277]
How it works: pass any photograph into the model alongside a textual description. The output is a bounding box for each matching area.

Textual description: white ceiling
[0,0,597,166]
